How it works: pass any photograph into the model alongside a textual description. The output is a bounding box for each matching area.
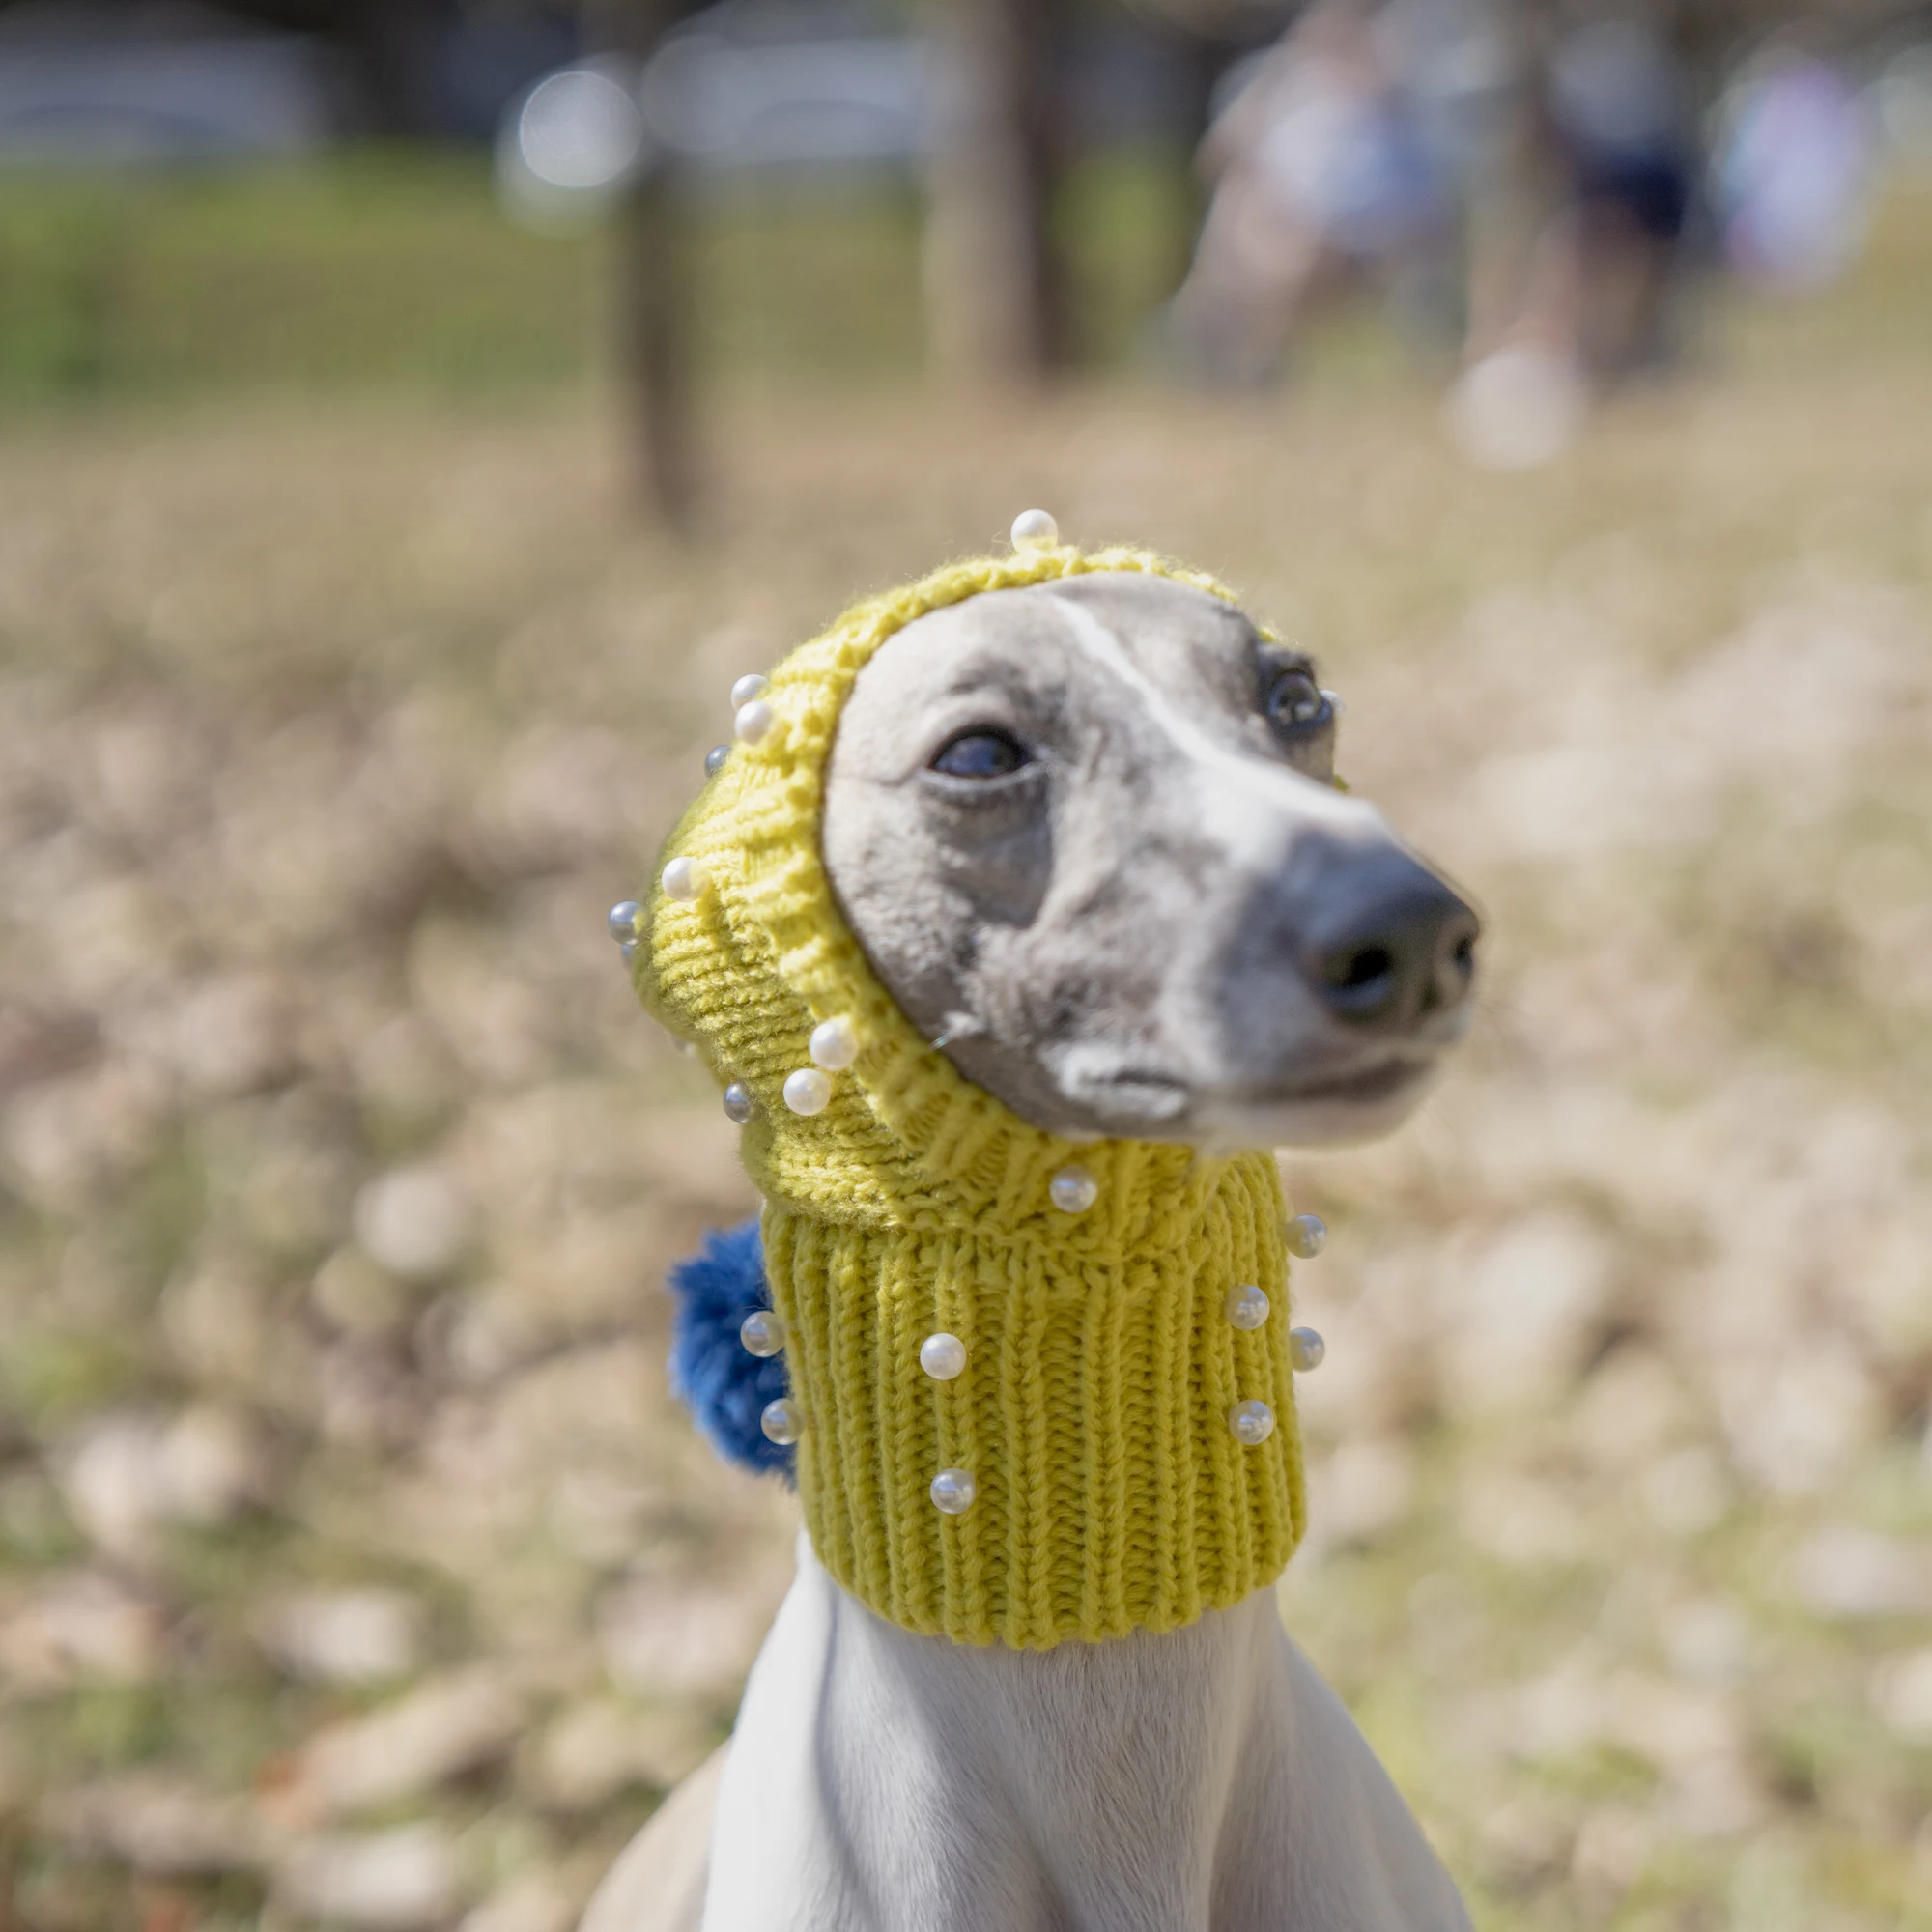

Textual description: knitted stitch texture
[635,544,1306,1650]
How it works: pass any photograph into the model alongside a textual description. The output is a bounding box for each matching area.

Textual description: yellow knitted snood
[636,545,1307,1650]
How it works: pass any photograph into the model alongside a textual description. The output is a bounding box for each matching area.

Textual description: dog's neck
[757,1125,1306,1651]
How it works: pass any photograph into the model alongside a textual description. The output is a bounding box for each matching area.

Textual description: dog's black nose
[1293,838,1480,1031]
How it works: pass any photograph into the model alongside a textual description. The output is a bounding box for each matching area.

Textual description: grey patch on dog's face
[820,573,1479,1147]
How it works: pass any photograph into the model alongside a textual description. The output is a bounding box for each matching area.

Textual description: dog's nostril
[1329,945,1395,993]
[1417,916,1480,1017]
[1317,938,1402,1021]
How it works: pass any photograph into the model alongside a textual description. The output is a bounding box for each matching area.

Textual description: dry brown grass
[0,366,1928,1932]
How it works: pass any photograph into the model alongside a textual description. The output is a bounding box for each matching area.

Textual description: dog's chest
[699,1540,1472,1932]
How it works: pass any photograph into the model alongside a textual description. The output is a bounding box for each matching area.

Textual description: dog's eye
[930,728,1030,779]
[1264,669,1333,739]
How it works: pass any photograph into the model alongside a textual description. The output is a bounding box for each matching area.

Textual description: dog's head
[822,571,1478,1149]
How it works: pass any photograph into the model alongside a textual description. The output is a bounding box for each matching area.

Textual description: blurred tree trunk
[584,0,697,530]
[924,0,1071,382]
[611,162,697,530]
[337,0,446,136]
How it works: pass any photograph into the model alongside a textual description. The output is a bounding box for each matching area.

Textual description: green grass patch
[0,146,1188,403]
[0,146,1923,407]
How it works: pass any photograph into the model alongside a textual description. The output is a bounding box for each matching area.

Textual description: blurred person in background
[1448,7,1696,468]
[1166,0,1710,469]
[1518,12,1694,379]
[1162,0,1458,385]
[1712,43,1877,292]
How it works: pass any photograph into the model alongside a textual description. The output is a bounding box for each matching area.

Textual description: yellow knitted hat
[636,542,1306,1649]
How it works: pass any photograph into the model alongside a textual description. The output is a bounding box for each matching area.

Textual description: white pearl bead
[1049,1165,1097,1214]
[730,672,770,709]
[722,1082,754,1124]
[1285,1213,1328,1259]
[607,899,640,942]
[808,1016,858,1071]
[1010,508,1059,552]
[740,1310,785,1357]
[930,1468,977,1514]
[620,940,637,965]
[760,1398,802,1445]
[704,744,730,776]
[1225,1284,1269,1330]
[1229,1400,1275,1446]
[661,856,708,902]
[1290,1326,1326,1372]
[734,698,775,745]
[783,1067,833,1116]
[920,1332,967,1380]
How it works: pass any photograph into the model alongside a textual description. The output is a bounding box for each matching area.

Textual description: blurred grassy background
[0,147,1206,399]
[0,150,1928,1932]
[3,150,1923,405]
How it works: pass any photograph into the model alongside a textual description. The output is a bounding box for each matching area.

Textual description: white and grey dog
[586,571,1480,1932]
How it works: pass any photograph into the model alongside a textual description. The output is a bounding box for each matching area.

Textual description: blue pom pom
[667,1217,794,1481]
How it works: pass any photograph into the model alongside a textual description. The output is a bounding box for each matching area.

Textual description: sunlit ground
[0,162,1928,1932]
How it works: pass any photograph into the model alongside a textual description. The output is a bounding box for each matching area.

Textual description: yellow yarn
[637,545,1306,1649]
